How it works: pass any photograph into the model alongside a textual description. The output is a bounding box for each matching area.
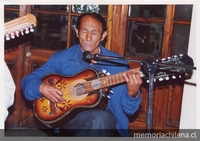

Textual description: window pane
[72,5,108,15]
[125,21,164,57]
[71,16,79,46]
[128,5,166,19]
[171,24,191,55]
[174,5,193,21]
[32,5,69,12]
[31,13,67,50]
[4,5,19,9]
[4,11,19,22]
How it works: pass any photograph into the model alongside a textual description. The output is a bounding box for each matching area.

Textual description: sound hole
[74,83,85,96]
[69,79,88,100]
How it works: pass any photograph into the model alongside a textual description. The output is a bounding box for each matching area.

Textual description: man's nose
[86,32,92,41]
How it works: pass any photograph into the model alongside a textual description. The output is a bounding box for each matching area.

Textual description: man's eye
[92,32,97,35]
[82,30,87,33]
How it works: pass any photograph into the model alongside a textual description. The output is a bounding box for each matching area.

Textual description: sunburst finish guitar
[33,67,141,125]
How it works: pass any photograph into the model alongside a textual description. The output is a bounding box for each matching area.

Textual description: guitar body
[33,69,107,125]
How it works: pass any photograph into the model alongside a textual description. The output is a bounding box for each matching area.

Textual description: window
[126,5,166,57]
[125,5,192,58]
[30,5,108,50]
[171,5,193,55]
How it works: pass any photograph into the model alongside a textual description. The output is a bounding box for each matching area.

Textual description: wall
[180,3,199,129]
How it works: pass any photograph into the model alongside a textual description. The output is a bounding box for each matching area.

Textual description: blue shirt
[20,44,142,136]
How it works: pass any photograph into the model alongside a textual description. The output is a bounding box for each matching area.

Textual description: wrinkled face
[75,15,107,53]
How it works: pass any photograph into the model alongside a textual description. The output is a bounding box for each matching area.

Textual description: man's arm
[123,71,142,97]
[20,52,65,102]
[122,89,142,115]
[122,71,142,115]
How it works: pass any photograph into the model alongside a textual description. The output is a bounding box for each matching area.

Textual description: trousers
[63,109,119,136]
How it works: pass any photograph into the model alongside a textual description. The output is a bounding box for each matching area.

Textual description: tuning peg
[5,34,10,40]
[109,90,114,94]
[15,30,19,37]
[179,54,183,57]
[185,73,189,77]
[167,57,171,60]
[30,25,34,32]
[172,75,176,79]
[158,77,164,81]
[25,27,29,34]
[146,79,156,83]
[161,58,166,62]
[165,76,169,80]
[173,55,178,58]
[21,29,24,35]
[11,32,15,39]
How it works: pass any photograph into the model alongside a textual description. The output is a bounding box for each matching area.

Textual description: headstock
[154,54,194,74]
[141,54,195,84]
[4,14,37,41]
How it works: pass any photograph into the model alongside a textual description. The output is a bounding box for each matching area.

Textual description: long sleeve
[20,52,62,101]
[99,49,142,136]
[20,48,78,101]
[4,62,16,121]
[122,89,141,115]
[106,80,141,137]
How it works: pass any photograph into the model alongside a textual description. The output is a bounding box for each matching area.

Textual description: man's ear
[74,28,79,38]
[101,31,108,41]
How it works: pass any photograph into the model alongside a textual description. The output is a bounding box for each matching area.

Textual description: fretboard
[83,67,141,94]
[100,67,141,87]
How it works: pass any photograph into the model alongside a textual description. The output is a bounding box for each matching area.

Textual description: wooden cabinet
[4,4,192,136]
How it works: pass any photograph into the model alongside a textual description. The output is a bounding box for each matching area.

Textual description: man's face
[75,15,107,53]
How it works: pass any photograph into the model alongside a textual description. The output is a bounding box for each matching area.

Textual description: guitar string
[54,69,140,97]
[39,72,135,111]
[63,68,140,93]
[58,70,141,98]
[58,73,125,97]
[58,69,177,97]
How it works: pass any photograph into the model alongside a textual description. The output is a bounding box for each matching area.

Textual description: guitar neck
[83,68,141,94]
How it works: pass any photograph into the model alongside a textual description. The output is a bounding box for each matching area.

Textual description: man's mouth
[84,42,94,46]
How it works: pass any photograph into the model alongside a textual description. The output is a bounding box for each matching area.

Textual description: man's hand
[123,71,142,98]
[39,83,66,103]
